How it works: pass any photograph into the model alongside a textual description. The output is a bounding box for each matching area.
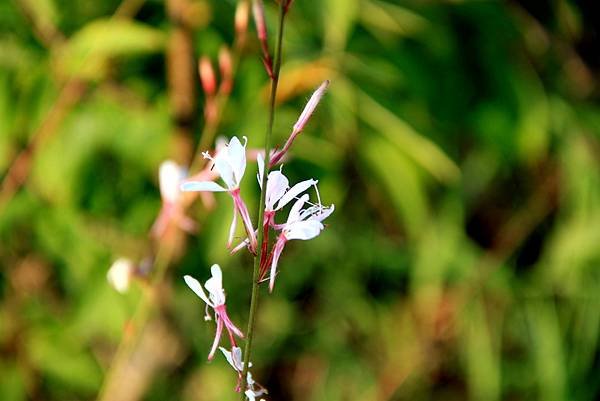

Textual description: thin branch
[240,1,287,398]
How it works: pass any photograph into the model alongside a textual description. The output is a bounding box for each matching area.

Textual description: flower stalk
[240,1,287,397]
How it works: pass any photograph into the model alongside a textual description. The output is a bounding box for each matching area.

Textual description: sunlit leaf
[53,18,166,81]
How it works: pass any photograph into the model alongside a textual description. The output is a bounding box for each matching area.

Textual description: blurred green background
[1,0,600,400]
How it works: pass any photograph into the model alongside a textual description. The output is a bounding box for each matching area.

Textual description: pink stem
[231,189,257,253]
[208,316,224,360]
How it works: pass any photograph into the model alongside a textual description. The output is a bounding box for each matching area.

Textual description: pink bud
[293,79,330,134]
[252,0,273,78]
[252,0,267,40]
[218,46,233,95]
[198,56,216,96]
[270,80,330,166]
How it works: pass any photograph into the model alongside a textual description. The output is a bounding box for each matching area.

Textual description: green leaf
[27,327,101,394]
[362,134,428,238]
[358,90,460,184]
[360,0,427,37]
[323,0,358,50]
[54,18,166,81]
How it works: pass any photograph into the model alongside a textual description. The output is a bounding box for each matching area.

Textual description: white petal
[214,151,236,189]
[269,238,285,292]
[299,203,335,222]
[313,204,335,222]
[287,194,309,224]
[247,372,255,386]
[285,220,324,240]
[227,136,247,185]
[107,258,133,293]
[256,153,265,187]
[204,264,225,305]
[232,346,244,371]
[210,264,223,289]
[159,160,184,203]
[266,171,289,210]
[181,181,227,192]
[184,275,213,307]
[275,179,316,210]
[219,347,236,370]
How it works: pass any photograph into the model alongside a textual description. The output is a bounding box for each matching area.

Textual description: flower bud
[252,0,267,41]
[218,46,233,95]
[293,79,330,135]
[235,0,249,37]
[107,258,135,293]
[198,56,217,96]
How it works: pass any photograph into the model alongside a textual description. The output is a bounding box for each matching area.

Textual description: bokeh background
[1,0,600,400]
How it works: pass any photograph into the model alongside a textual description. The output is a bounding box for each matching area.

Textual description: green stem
[240,1,286,397]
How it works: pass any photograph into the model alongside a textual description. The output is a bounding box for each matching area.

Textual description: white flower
[151,160,196,237]
[268,194,334,292]
[184,264,226,308]
[107,258,135,293]
[159,160,186,203]
[181,136,257,251]
[184,265,244,359]
[182,136,247,192]
[257,153,317,214]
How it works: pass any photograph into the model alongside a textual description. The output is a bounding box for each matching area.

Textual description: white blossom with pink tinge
[229,158,317,255]
[181,136,257,252]
[184,265,244,360]
[257,153,317,217]
[268,194,334,292]
[151,160,197,238]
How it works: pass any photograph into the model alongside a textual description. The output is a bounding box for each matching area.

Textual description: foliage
[1,0,599,400]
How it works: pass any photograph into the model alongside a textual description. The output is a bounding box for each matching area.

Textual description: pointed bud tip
[198,57,217,96]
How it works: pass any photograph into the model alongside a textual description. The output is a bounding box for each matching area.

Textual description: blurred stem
[96,245,172,401]
[188,0,250,174]
[167,0,197,165]
[240,1,286,397]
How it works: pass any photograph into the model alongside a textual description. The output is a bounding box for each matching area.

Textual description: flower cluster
[104,2,331,399]
[179,80,333,398]
[183,80,333,292]
[108,79,332,400]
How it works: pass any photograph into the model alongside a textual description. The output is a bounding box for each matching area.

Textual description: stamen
[313,180,323,212]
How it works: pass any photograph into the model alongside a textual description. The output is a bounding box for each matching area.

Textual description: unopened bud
[252,0,267,40]
[270,80,330,167]
[107,258,135,293]
[252,0,273,78]
[218,46,233,94]
[235,0,249,36]
[293,80,330,134]
[198,56,216,96]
